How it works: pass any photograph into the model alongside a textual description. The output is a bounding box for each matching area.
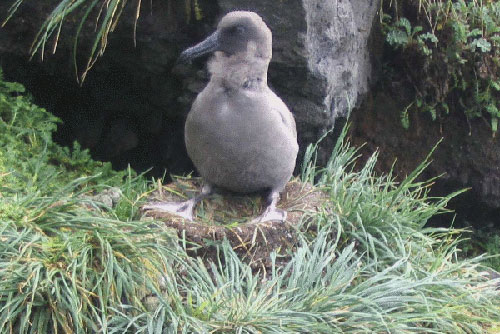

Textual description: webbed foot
[251,190,287,223]
[141,184,213,221]
[142,200,196,221]
[252,206,287,223]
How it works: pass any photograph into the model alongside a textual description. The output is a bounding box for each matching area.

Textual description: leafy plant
[0,69,124,193]
[381,0,500,135]
[385,16,438,55]
[461,228,500,272]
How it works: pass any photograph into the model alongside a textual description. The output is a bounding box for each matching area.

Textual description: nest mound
[142,177,328,268]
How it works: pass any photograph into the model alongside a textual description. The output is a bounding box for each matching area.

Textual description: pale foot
[142,199,196,221]
[251,190,287,223]
[251,206,287,223]
[141,184,213,221]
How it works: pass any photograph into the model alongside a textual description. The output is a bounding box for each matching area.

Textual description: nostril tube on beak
[178,31,220,64]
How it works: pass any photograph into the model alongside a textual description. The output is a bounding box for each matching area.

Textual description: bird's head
[178,11,272,63]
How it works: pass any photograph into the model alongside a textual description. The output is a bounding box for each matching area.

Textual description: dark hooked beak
[178,31,220,63]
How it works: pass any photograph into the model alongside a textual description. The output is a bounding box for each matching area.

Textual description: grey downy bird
[143,11,298,222]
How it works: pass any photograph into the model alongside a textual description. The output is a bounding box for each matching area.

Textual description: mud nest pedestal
[142,177,327,268]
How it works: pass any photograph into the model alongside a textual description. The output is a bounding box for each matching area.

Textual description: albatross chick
[143,11,298,222]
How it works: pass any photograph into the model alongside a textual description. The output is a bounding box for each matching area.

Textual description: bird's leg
[142,184,213,221]
[252,190,287,223]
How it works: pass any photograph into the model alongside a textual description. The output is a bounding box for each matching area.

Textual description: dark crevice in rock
[1,51,193,176]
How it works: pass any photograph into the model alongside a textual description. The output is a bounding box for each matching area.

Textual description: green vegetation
[462,227,500,271]
[1,72,499,332]
[0,69,176,333]
[0,70,124,191]
[381,0,500,133]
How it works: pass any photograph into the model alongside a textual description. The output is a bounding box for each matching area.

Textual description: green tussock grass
[0,68,183,333]
[1,71,500,333]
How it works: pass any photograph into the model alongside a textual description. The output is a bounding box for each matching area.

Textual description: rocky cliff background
[0,0,498,227]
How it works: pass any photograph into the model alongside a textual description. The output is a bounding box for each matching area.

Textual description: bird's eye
[235,25,246,34]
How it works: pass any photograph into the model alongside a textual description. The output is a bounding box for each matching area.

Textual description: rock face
[0,0,379,175]
[302,0,378,120]
[349,91,500,228]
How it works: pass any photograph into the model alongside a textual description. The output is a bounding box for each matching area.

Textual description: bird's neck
[208,52,269,91]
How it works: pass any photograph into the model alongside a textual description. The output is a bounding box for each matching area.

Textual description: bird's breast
[185,86,298,193]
